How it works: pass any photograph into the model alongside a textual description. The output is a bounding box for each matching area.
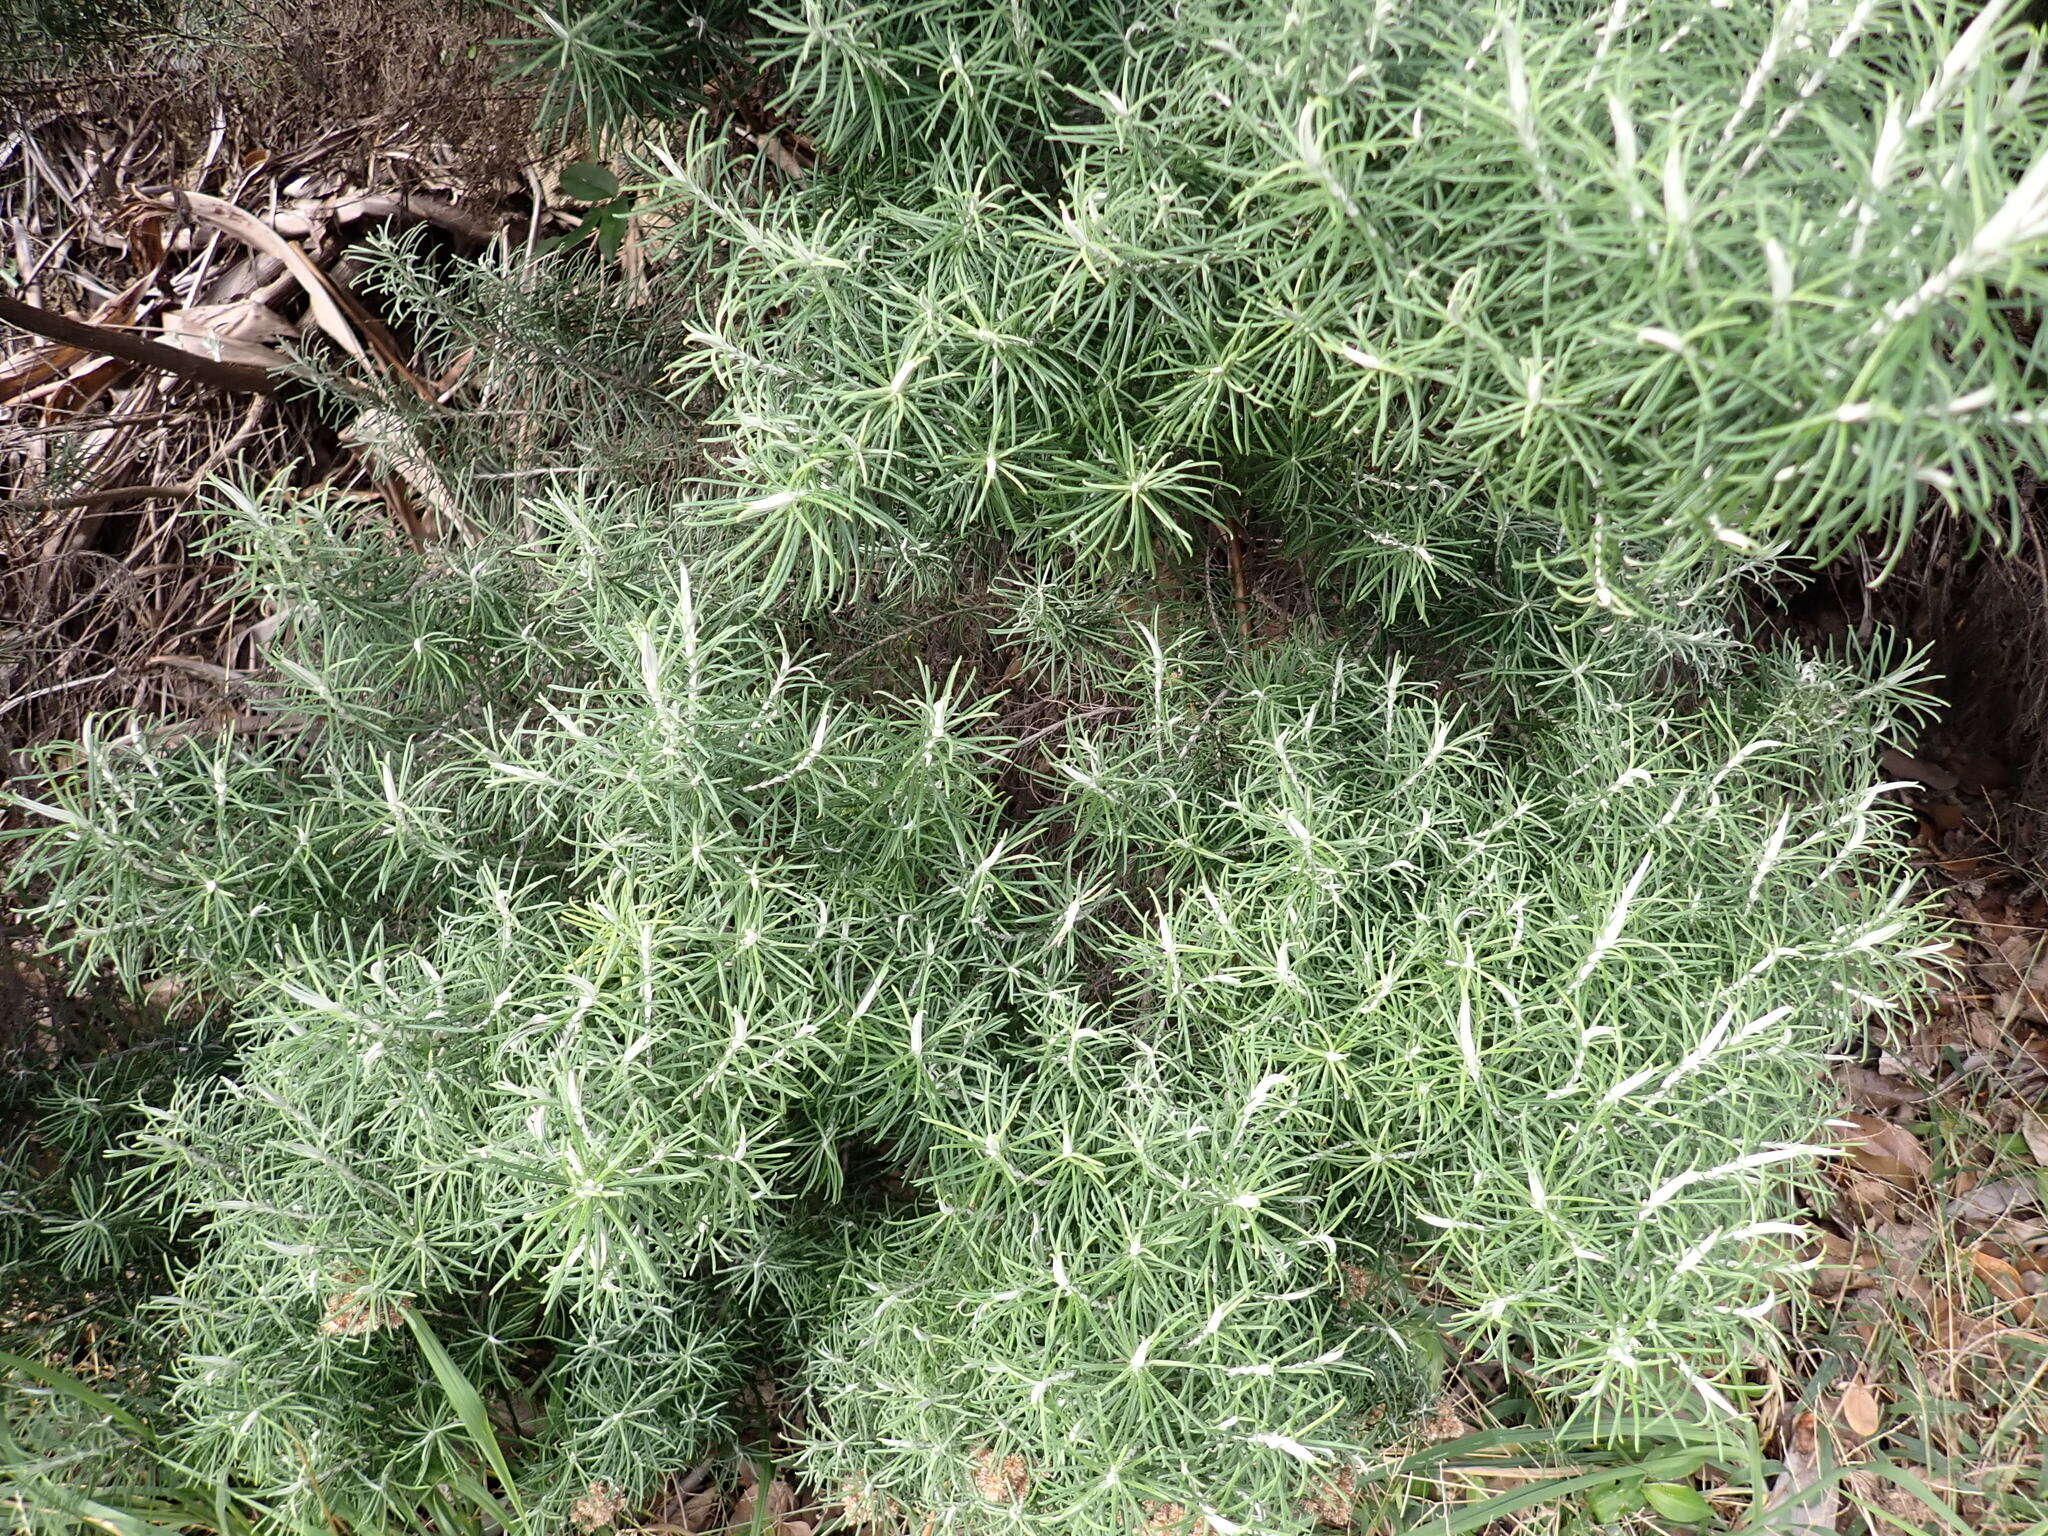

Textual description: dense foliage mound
[675,0,2048,610]
[10,490,1938,1531]
[11,1,2048,1533]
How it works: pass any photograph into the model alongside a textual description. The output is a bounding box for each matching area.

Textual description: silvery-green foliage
[12,472,1937,1530]
[10,1,2013,1525]
[659,0,2048,612]
[798,624,1936,1532]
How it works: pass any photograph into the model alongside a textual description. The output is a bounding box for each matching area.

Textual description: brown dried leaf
[724,1476,797,1533]
[1838,1112,1931,1185]
[164,298,294,343]
[1809,1230,1877,1298]
[165,191,368,365]
[1970,1246,2036,1320]
[343,408,465,534]
[726,1486,756,1529]
[1837,1380,1882,1441]
[158,299,295,372]
[0,346,70,402]
[1881,748,1959,791]
[1988,934,2048,1021]
[678,1487,723,1532]
[146,654,240,685]
[1838,1065,1926,1112]
[142,973,188,1011]
[1836,1169,1898,1222]
[1874,1216,1940,1280]
[1765,1414,1836,1536]
[2020,1109,2048,1167]
[1948,1176,2039,1224]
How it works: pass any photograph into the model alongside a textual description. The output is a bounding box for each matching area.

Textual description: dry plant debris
[0,1,601,761]
[1759,748,2048,1535]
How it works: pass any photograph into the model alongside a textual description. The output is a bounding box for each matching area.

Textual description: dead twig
[0,667,117,720]
[1004,704,1135,757]
[8,484,207,512]
[0,291,280,393]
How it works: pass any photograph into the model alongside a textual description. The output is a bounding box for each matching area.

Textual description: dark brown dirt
[1792,504,2048,868]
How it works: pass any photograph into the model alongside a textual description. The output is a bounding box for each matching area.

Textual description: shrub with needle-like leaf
[10,470,1938,1531]
[10,2,2020,1530]
[654,0,2048,612]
